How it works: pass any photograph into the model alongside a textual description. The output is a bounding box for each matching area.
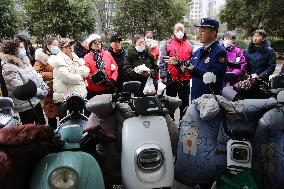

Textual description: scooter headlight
[49,167,78,189]
[137,148,164,171]
[231,144,250,163]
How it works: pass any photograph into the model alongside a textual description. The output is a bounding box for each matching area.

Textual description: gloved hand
[90,70,107,84]
[103,78,115,87]
[36,88,48,99]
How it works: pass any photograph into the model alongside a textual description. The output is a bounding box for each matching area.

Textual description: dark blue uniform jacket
[190,41,227,100]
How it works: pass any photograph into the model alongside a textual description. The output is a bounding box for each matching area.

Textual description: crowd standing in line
[0,17,278,127]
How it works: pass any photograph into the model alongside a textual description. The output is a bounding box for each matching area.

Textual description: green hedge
[235,39,248,50]
[270,40,284,55]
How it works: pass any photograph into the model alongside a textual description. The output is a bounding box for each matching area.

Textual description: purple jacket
[226,45,247,75]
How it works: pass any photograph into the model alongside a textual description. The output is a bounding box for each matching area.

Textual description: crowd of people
[0,17,278,127]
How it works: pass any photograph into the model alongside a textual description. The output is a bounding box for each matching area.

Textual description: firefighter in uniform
[188,18,228,100]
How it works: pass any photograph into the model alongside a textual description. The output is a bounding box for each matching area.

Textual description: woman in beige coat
[48,38,90,111]
[33,37,61,129]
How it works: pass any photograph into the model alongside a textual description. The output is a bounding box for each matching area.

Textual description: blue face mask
[17,48,26,59]
[50,46,60,55]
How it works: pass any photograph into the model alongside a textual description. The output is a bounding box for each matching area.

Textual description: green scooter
[30,95,105,189]
[13,80,105,189]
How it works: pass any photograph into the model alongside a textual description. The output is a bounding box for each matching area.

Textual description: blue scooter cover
[174,95,278,186]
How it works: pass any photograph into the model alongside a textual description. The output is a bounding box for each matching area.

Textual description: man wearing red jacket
[159,23,193,120]
[84,34,118,99]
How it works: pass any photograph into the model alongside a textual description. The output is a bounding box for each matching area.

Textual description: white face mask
[50,46,60,55]
[175,31,184,40]
[135,45,145,52]
[223,40,233,48]
[145,38,152,46]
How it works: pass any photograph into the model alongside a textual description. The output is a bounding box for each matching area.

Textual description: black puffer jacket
[245,40,276,81]
[108,47,126,92]
[124,47,159,88]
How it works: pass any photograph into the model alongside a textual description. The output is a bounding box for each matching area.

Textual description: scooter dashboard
[134,96,163,116]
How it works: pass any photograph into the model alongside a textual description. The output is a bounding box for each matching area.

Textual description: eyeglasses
[92,40,102,44]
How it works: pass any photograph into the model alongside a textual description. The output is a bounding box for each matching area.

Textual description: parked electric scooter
[0,97,20,128]
[207,76,258,189]
[86,81,181,189]
[11,80,105,189]
[175,72,281,189]
[211,75,284,189]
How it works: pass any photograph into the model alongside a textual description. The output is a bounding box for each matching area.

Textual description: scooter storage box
[86,94,114,118]
[269,75,284,90]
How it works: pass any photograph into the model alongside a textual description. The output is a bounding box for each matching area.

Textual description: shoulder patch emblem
[205,57,210,64]
[219,57,225,62]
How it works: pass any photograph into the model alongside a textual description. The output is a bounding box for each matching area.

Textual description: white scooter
[86,81,181,189]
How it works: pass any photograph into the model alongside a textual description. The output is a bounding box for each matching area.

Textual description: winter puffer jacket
[48,52,90,103]
[124,47,159,89]
[84,50,118,93]
[33,48,60,118]
[0,53,48,112]
[245,40,276,82]
[159,36,192,82]
[225,44,247,75]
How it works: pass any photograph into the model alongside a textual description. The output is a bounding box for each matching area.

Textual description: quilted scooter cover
[174,95,278,187]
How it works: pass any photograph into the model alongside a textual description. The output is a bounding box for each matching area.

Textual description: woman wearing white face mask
[0,38,48,125]
[124,34,159,94]
[222,31,247,85]
[145,31,160,62]
[33,36,61,129]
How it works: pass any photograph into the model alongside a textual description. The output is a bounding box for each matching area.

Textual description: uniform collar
[203,40,217,50]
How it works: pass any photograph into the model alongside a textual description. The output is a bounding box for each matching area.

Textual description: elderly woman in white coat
[48,38,90,116]
[0,38,48,124]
